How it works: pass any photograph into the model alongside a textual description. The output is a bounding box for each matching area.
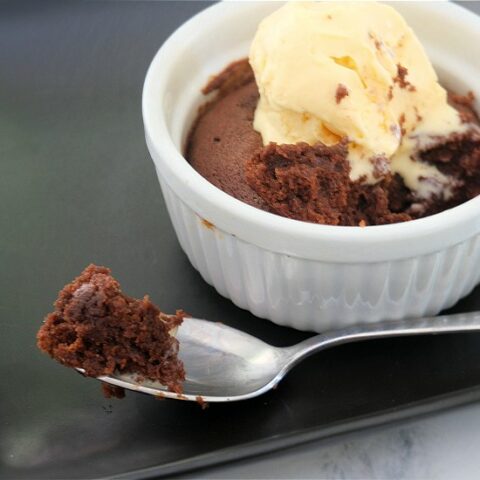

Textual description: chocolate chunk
[394,64,416,91]
[335,84,349,104]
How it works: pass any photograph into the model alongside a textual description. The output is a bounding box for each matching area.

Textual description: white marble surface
[180,401,480,479]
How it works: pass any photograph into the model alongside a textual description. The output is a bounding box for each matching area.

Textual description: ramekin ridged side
[157,174,480,332]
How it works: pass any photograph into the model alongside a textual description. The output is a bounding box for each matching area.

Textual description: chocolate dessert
[187,60,480,226]
[186,2,480,227]
[37,265,185,397]
[189,60,265,210]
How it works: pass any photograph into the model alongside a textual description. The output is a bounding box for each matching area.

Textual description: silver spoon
[90,312,480,402]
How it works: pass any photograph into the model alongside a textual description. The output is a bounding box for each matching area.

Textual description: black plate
[2,1,480,479]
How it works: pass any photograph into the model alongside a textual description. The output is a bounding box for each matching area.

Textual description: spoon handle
[285,311,480,369]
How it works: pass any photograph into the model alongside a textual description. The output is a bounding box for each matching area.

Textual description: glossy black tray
[2,1,480,479]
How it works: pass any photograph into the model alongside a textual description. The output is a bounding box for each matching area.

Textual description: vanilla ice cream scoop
[249,1,469,198]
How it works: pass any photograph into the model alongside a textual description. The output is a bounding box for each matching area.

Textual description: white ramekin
[143,1,480,332]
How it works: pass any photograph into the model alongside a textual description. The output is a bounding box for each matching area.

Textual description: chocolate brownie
[37,265,185,397]
[187,59,480,226]
[187,64,265,210]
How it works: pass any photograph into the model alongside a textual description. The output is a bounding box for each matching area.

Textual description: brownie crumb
[394,64,416,92]
[388,85,394,101]
[414,106,423,123]
[449,91,478,124]
[398,113,406,136]
[335,84,349,104]
[102,383,126,399]
[450,90,475,107]
[37,264,186,396]
[196,396,209,410]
